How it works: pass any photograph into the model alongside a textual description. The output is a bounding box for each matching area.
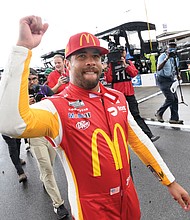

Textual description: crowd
[0,15,189,220]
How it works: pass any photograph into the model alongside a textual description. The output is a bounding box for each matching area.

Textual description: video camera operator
[104,46,160,142]
[155,42,183,124]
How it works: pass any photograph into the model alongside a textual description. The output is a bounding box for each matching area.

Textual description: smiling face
[66,48,103,91]
[53,55,65,74]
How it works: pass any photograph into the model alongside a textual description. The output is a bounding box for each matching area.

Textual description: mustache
[83,67,99,72]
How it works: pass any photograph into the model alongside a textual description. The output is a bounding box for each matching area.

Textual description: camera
[29,85,45,102]
[107,45,125,63]
[168,48,177,57]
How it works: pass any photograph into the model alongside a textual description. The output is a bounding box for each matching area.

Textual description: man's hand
[17,15,49,50]
[29,96,36,105]
[121,57,129,68]
[168,181,190,211]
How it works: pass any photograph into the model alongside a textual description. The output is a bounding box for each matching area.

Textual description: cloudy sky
[1,0,190,67]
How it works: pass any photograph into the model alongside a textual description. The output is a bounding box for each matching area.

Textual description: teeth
[85,72,95,74]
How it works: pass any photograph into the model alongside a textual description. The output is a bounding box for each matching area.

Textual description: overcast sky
[1,0,190,68]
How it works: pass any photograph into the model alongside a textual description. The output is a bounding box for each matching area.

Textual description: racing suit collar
[67,83,119,103]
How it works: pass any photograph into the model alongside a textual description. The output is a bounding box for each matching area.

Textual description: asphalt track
[0,84,190,220]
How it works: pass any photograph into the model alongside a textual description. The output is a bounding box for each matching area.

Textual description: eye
[76,53,86,59]
[93,54,101,59]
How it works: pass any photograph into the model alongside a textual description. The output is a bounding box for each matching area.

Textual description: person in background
[104,46,160,142]
[47,54,69,94]
[1,135,27,183]
[28,68,69,220]
[1,15,190,220]
[155,42,183,124]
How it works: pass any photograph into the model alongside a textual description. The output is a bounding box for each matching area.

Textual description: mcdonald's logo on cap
[65,32,109,58]
[80,33,96,46]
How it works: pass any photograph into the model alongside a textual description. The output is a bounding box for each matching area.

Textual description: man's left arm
[127,110,190,211]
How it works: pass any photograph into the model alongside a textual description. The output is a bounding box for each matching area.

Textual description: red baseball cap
[65,32,108,58]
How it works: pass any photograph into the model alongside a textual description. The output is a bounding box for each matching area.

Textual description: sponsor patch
[147,165,162,181]
[68,112,91,119]
[126,176,131,186]
[68,100,85,108]
[110,186,120,195]
[76,121,90,130]
[107,107,118,116]
[117,105,126,112]
[68,107,88,112]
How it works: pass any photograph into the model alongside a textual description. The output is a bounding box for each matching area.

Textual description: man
[28,68,69,220]
[104,46,160,142]
[1,135,27,183]
[0,16,190,220]
[47,54,69,94]
[155,42,183,124]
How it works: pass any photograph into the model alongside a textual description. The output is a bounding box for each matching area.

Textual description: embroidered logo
[68,112,91,119]
[107,107,118,116]
[76,121,90,130]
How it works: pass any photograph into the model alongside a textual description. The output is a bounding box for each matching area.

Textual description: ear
[65,59,70,70]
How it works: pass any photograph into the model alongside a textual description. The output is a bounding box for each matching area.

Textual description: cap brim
[66,46,108,58]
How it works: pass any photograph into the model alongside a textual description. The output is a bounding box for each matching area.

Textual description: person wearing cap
[0,15,190,220]
[47,54,69,94]
[155,42,183,124]
[104,46,160,142]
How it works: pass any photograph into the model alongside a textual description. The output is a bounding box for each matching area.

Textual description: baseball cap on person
[65,32,108,58]
[29,68,38,76]
[168,42,177,47]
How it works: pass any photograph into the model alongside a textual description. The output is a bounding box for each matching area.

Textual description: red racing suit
[0,46,175,220]
[49,83,140,220]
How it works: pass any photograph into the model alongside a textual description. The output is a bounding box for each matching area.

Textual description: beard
[80,75,100,90]
[71,66,101,90]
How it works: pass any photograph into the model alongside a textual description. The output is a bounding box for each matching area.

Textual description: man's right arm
[0,16,61,140]
[0,47,60,140]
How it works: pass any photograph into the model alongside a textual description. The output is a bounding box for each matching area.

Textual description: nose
[86,56,96,66]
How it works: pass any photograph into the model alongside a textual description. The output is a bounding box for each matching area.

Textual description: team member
[0,16,190,220]
[47,54,69,94]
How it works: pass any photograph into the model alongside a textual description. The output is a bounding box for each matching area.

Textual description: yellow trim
[18,51,59,139]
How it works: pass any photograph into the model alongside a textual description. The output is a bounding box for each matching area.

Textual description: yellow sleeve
[127,110,175,186]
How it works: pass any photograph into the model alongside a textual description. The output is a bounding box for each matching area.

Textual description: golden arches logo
[80,34,96,46]
[91,123,129,177]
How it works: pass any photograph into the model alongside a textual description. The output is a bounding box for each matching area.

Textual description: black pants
[157,77,179,120]
[2,135,24,175]
[125,95,153,138]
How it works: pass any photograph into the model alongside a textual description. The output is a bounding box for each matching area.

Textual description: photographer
[47,54,69,94]
[29,68,54,102]
[28,68,69,219]
[104,46,160,142]
[155,42,183,124]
